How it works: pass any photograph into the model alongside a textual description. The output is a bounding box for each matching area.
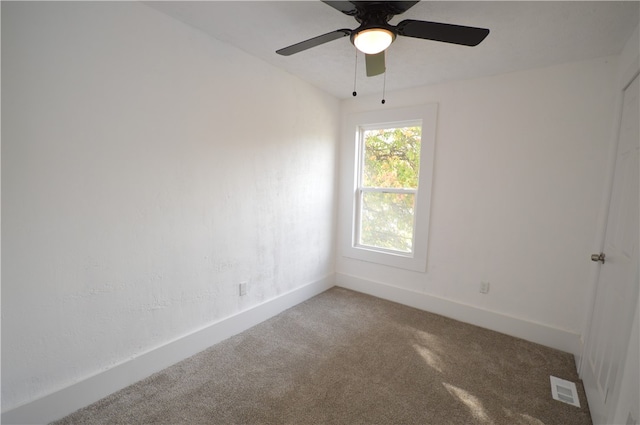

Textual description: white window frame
[340,104,437,272]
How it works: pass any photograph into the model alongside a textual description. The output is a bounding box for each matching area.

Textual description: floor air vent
[550,376,581,407]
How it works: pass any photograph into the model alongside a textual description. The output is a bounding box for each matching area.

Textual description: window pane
[362,127,421,189]
[359,191,415,253]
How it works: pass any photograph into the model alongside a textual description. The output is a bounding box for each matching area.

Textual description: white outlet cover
[480,282,490,294]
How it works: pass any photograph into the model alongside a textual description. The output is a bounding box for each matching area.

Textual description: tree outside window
[357,124,422,254]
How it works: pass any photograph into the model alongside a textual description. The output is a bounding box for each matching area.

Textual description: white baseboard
[1,275,335,425]
[336,272,582,357]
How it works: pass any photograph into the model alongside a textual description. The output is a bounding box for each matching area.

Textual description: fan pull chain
[381,70,386,104]
[352,48,358,97]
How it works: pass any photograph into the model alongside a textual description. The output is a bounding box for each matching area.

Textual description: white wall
[618,24,640,83]
[2,1,338,413]
[337,56,618,351]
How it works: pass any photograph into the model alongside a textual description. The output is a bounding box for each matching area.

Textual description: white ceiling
[146,1,639,99]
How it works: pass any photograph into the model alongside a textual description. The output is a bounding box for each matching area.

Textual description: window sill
[343,245,427,272]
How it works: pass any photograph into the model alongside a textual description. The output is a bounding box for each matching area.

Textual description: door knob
[591,253,605,264]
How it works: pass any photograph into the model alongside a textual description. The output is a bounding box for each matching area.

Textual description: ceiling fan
[276,1,490,77]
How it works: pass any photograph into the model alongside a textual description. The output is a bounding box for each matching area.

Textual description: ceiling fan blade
[365,52,385,77]
[396,19,489,46]
[276,29,351,56]
[322,1,358,16]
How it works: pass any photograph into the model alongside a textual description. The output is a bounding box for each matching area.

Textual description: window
[356,123,421,254]
[340,104,437,271]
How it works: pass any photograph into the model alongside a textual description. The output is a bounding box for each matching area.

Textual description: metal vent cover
[550,376,581,408]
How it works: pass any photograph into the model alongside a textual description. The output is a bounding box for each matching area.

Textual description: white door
[582,71,639,425]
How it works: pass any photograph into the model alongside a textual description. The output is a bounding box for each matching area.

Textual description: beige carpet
[53,287,592,424]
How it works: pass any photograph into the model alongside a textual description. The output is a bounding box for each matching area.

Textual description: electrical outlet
[239,281,248,296]
[480,281,490,294]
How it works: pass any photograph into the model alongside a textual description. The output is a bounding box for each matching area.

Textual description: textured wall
[338,56,618,336]
[1,2,338,411]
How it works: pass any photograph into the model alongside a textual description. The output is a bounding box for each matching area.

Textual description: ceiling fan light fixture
[353,28,394,54]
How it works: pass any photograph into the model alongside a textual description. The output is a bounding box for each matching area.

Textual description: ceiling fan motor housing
[350,2,399,44]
